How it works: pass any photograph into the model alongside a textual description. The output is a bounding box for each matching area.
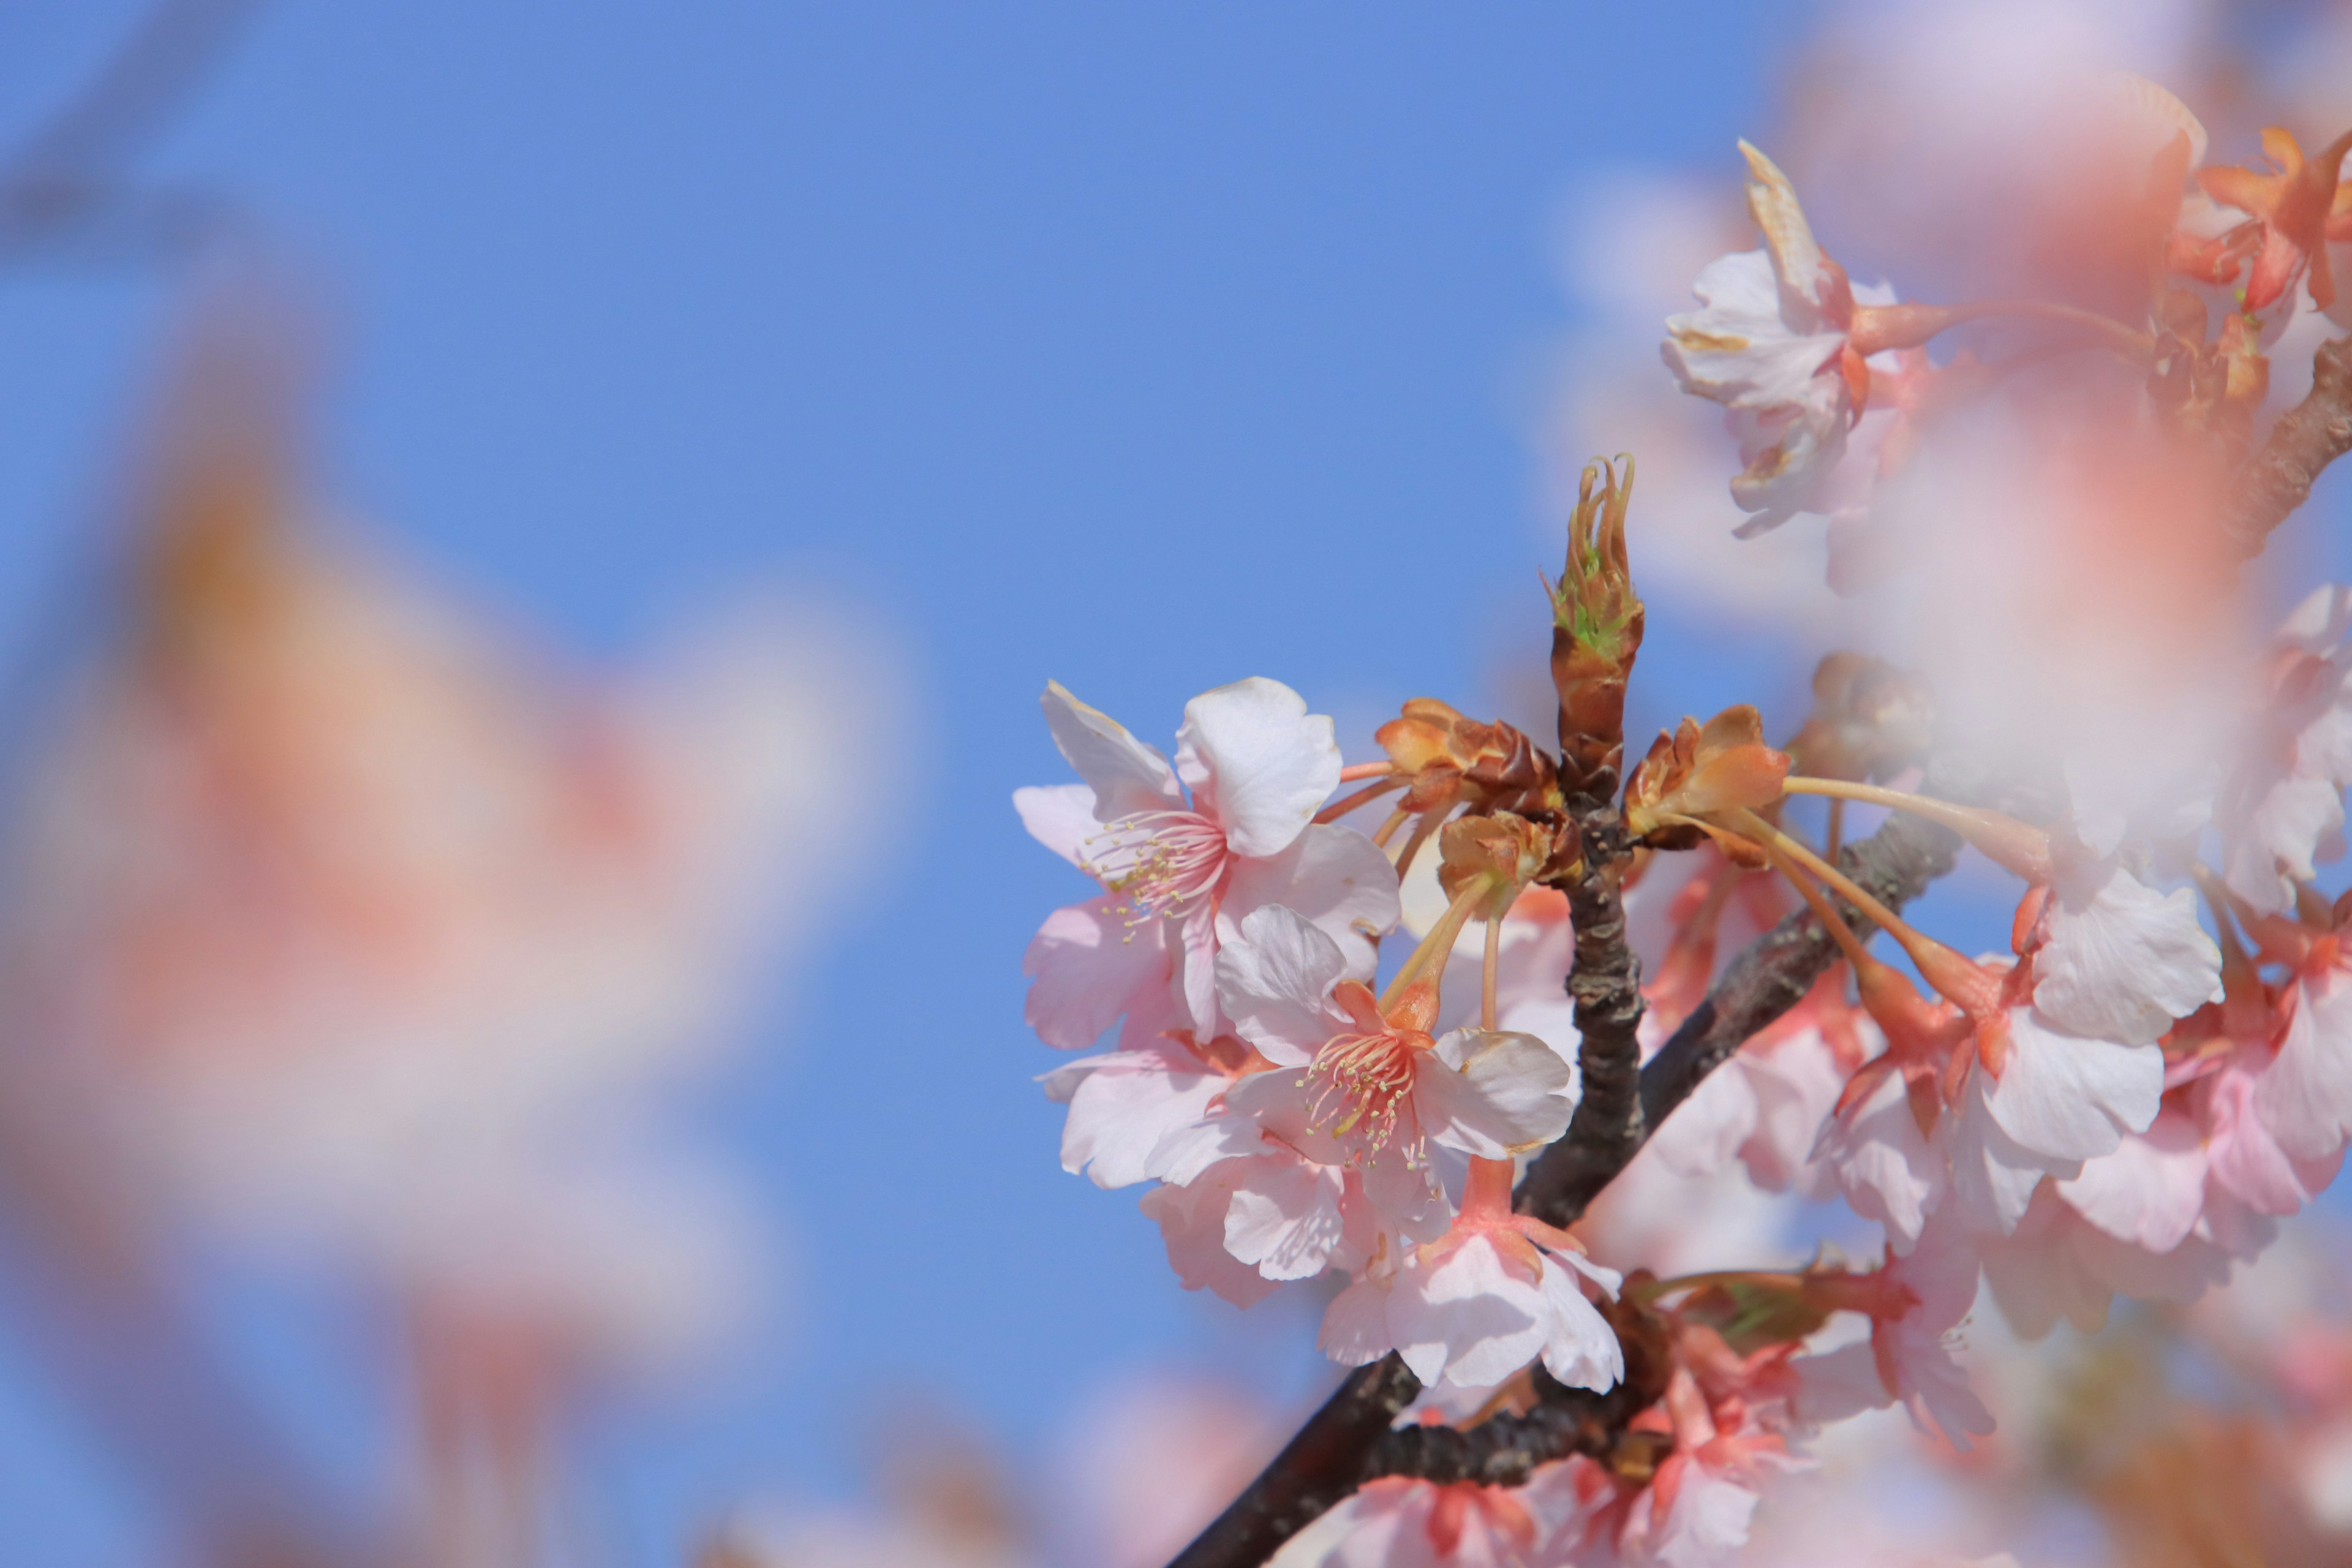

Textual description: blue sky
[10,4,2347,1564]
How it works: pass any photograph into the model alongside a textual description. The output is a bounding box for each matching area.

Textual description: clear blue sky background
[0,4,2343,1564]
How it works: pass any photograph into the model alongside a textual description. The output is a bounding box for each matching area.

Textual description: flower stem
[1382,878,1491,1011]
[1482,913,1501,1033]
[1316,775,1405,826]
[1780,776,2051,881]
[1725,807,1978,1001]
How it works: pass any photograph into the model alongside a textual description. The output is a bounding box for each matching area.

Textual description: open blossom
[1652,968,1877,1197]
[1016,678,1397,1048]
[1215,905,1577,1217]
[1321,1159,1623,1392]
[2195,126,2352,314]
[1554,1352,1802,1568]
[2260,951,2352,1164]
[1302,1474,1548,1568]
[1793,1212,1994,1450]
[2032,856,2223,1044]
[1042,1028,1267,1190]
[1945,990,2165,1235]
[1138,1150,1366,1309]
[1662,143,1915,537]
[2222,586,2352,916]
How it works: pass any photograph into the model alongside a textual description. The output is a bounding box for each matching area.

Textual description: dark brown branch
[1167,761,2020,1567]
[1514,756,2018,1231]
[1360,1297,1674,1489]
[0,0,262,263]
[1511,803,1647,1234]
[2225,336,2352,560]
[1164,1355,1423,1568]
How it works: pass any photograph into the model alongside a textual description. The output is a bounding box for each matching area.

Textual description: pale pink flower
[2052,1104,2210,1254]
[1041,1030,1267,1190]
[1016,678,1397,1047]
[1214,905,1578,1232]
[2221,586,2352,915]
[1976,1183,2236,1338]
[2257,960,2352,1163]
[1653,975,1876,1197]
[1139,1153,1355,1309]
[1945,999,2165,1235]
[1599,1368,1799,1568]
[1813,1062,1947,1256]
[1793,1212,1994,1450]
[2196,1044,2343,1218]
[1663,143,1906,538]
[1321,1161,1623,1392]
[2030,858,2222,1045]
[1311,1475,1547,1568]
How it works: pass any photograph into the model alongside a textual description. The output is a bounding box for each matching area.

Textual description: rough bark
[2225,336,2352,560]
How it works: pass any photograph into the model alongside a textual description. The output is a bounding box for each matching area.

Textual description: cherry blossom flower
[2221,586,2352,916]
[1321,1159,1623,1392]
[1944,998,2165,1235]
[1041,1029,1267,1190]
[1139,1150,1364,1308]
[1793,1213,1994,1449]
[1662,143,1920,538]
[2258,956,2352,1164]
[1601,1362,1802,1568]
[2196,127,2352,314]
[1651,969,1876,1197]
[2197,1046,2344,1220]
[1308,1473,1547,1568]
[1017,678,1397,1047]
[2030,857,2222,1045]
[1213,905,1578,1228]
[1814,1060,1948,1257]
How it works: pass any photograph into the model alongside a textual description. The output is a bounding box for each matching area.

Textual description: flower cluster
[1019,65,2352,1568]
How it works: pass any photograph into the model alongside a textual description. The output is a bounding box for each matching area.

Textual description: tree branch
[2225,336,2352,560]
[1163,1354,1423,1568]
[1514,755,2020,1230]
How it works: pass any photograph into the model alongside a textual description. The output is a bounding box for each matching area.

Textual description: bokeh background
[1,3,2348,1566]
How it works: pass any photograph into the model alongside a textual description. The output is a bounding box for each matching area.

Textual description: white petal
[1389,1238,1547,1389]
[1646,1057,1758,1178]
[1057,1039,1224,1189]
[1173,678,1341,859]
[2034,861,2221,1044]
[1317,1277,1395,1368]
[2255,970,2352,1161]
[1012,782,1101,867]
[1219,824,1400,978]
[2054,1107,2207,1251]
[1213,905,1347,1065]
[1663,250,1846,410]
[1022,895,1172,1050]
[1817,1071,1945,1254]
[1948,1077,2076,1236]
[1983,1008,2163,1162]
[1417,1030,1577,1158]
[1223,1156,1346,1280]
[1140,1167,1277,1308]
[1740,140,1831,312]
[1041,680,1183,821]
[1536,1255,1624,1392]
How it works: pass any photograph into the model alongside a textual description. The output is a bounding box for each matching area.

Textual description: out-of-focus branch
[2225,336,2352,560]
[1163,1355,1423,1568]
[0,0,261,262]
